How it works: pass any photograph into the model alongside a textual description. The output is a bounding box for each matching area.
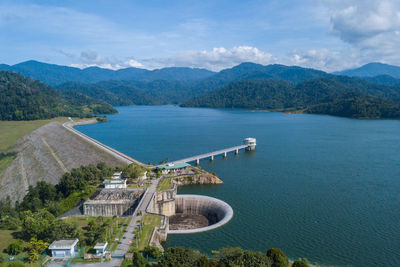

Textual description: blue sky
[1,0,400,71]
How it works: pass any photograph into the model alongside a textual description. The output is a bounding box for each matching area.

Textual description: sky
[1,0,400,72]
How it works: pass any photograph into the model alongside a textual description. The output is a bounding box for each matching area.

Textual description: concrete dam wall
[168,194,233,234]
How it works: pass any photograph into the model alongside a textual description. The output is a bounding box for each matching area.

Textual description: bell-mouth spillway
[168,194,234,234]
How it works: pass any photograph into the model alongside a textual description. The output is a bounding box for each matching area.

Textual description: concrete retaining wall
[168,194,233,234]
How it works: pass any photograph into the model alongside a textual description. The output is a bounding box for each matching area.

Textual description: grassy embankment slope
[0,117,126,202]
[0,118,68,174]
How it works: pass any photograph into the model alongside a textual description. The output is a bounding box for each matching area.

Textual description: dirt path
[19,154,29,192]
[41,136,68,172]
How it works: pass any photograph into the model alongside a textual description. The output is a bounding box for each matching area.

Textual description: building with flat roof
[48,238,79,258]
[104,178,127,189]
[157,162,190,174]
[94,242,108,256]
[83,189,144,216]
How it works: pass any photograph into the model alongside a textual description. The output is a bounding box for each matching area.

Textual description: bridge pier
[235,149,239,155]
[223,152,227,158]
[196,159,200,165]
[210,155,214,161]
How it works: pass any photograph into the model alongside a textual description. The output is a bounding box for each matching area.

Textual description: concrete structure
[243,137,256,150]
[83,189,144,216]
[168,195,234,234]
[104,178,127,189]
[170,138,256,165]
[48,238,78,258]
[94,242,108,256]
[157,162,190,174]
[147,184,177,216]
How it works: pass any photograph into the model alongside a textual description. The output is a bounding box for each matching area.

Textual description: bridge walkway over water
[171,144,251,165]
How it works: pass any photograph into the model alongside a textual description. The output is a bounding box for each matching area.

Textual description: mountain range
[2,60,400,119]
[0,60,215,85]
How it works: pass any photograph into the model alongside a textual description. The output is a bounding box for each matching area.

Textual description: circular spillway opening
[168,194,233,234]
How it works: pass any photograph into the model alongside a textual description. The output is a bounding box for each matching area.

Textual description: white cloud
[70,50,144,70]
[146,46,277,71]
[328,0,400,64]
[286,48,361,72]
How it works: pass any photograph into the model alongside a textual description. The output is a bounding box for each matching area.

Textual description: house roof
[49,238,79,250]
[94,242,108,250]
[157,162,190,170]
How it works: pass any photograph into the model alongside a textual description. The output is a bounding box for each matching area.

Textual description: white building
[244,137,256,150]
[48,238,79,258]
[94,242,108,256]
[104,179,127,189]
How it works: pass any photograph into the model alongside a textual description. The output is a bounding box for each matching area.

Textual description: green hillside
[0,71,117,121]
[182,77,400,119]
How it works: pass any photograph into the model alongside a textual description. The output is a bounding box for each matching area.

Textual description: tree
[132,250,147,267]
[266,248,288,267]
[6,240,23,255]
[26,238,48,262]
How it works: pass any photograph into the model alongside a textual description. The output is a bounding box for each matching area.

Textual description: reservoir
[76,105,400,266]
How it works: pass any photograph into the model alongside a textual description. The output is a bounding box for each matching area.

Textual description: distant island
[2,61,400,120]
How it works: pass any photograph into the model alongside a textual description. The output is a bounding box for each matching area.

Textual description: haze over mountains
[2,60,400,120]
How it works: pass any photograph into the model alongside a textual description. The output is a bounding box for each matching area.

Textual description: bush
[143,246,162,259]
[292,260,309,267]
[266,248,289,267]
[5,261,25,267]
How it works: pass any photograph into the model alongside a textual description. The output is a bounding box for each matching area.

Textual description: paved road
[62,121,148,167]
[113,178,160,255]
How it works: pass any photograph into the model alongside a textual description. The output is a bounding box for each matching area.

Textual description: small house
[94,242,108,256]
[157,162,190,174]
[48,238,79,258]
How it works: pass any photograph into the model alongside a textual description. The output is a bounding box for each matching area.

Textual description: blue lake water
[76,105,400,266]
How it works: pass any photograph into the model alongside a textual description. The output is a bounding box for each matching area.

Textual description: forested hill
[182,77,400,119]
[0,71,116,120]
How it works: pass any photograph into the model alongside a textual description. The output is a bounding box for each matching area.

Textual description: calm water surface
[77,105,400,267]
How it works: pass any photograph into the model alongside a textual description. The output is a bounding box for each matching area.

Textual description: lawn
[0,229,16,252]
[157,177,172,191]
[136,214,162,250]
[62,216,91,229]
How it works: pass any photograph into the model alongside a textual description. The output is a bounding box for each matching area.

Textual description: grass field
[136,214,162,250]
[0,229,16,252]
[157,177,172,191]
[62,216,91,229]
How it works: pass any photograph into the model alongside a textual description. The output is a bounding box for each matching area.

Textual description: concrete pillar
[210,155,214,161]
[196,159,200,165]
[235,149,239,155]
[223,152,227,158]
